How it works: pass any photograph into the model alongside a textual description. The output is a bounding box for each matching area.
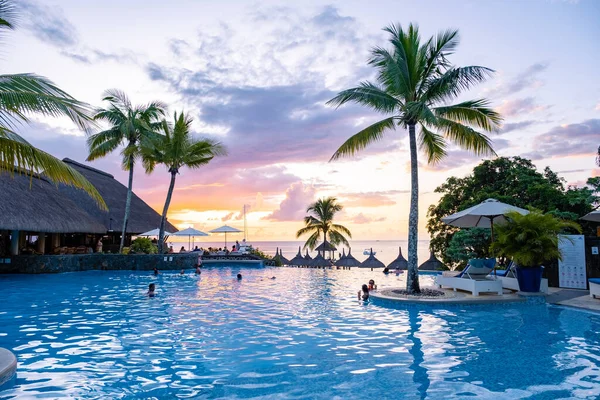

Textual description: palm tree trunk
[406,123,421,294]
[158,170,177,253]
[119,159,135,253]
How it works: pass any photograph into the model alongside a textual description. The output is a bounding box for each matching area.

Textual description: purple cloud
[500,120,537,134]
[522,119,600,160]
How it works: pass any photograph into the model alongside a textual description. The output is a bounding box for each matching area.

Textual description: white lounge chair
[435,258,502,296]
[589,278,600,298]
[490,262,549,293]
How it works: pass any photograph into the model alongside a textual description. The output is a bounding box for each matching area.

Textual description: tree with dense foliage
[87,90,166,252]
[328,23,501,293]
[446,228,491,268]
[0,0,105,207]
[427,156,597,267]
[296,197,352,250]
[143,112,226,253]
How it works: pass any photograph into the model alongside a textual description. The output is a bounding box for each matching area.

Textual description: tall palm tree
[87,90,166,252]
[0,0,105,208]
[328,23,501,293]
[143,112,227,253]
[296,197,352,251]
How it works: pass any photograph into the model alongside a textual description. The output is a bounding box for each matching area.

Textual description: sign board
[558,235,587,289]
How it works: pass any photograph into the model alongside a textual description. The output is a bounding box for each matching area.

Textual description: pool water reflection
[0,267,599,399]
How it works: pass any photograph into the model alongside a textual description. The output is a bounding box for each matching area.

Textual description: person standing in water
[148,283,156,297]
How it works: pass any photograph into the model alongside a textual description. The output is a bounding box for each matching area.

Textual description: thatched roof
[59,159,177,234]
[338,247,361,267]
[303,249,313,261]
[288,247,306,266]
[0,170,106,233]
[315,240,337,252]
[310,253,333,267]
[388,247,408,270]
[359,248,385,269]
[419,252,446,271]
[273,248,290,265]
[334,249,347,266]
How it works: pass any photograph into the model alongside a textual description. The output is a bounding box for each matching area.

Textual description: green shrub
[130,238,158,254]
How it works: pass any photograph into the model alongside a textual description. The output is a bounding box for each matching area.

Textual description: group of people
[358,279,377,300]
[148,267,245,297]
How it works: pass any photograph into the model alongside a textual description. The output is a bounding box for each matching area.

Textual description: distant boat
[363,249,377,256]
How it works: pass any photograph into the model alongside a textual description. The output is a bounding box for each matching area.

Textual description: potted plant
[491,210,581,292]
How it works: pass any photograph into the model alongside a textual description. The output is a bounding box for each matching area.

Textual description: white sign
[558,235,587,289]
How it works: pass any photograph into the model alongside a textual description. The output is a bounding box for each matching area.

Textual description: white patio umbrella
[172,227,209,250]
[581,211,600,222]
[209,225,242,248]
[137,228,173,237]
[441,198,529,241]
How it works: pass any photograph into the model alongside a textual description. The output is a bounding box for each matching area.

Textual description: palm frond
[434,99,502,132]
[326,82,399,113]
[328,230,350,247]
[419,124,447,164]
[0,129,106,209]
[0,0,16,32]
[436,118,497,156]
[421,66,494,105]
[331,223,352,238]
[0,73,94,132]
[296,225,320,239]
[330,116,397,161]
[303,231,321,251]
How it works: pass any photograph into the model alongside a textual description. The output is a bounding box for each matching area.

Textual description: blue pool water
[1,267,600,399]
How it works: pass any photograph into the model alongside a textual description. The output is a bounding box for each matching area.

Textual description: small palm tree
[296,197,352,251]
[143,112,227,253]
[328,23,501,293]
[87,90,166,252]
[0,0,104,207]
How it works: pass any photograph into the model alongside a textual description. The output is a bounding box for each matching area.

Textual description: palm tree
[296,197,352,251]
[143,112,227,253]
[328,23,501,293]
[0,0,105,208]
[87,90,166,252]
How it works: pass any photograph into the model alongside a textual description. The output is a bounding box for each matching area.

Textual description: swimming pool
[1,267,599,399]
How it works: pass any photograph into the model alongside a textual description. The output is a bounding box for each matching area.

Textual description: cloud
[522,119,600,160]
[264,182,316,221]
[487,62,548,97]
[340,190,407,207]
[351,213,386,224]
[496,97,548,117]
[500,120,537,133]
[20,0,78,47]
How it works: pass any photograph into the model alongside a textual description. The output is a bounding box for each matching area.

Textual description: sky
[6,0,600,242]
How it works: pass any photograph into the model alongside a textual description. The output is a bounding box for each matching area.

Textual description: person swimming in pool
[153,267,159,276]
[148,283,156,297]
[180,269,185,275]
[368,279,377,291]
[383,267,390,274]
[195,266,201,274]
[237,273,242,280]
[358,284,369,301]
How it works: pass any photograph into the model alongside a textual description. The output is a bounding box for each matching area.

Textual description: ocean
[166,239,432,266]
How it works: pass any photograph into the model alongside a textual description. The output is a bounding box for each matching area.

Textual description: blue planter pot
[516,266,543,292]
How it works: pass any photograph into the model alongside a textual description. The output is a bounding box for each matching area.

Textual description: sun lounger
[589,278,600,299]
[435,258,502,296]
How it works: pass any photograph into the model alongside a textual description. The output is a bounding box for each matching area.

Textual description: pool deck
[372,286,600,313]
[546,287,600,312]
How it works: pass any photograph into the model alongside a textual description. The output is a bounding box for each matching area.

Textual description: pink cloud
[264,182,316,221]
[351,213,386,224]
[496,97,549,117]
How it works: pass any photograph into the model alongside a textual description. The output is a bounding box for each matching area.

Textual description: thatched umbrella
[388,247,408,270]
[273,248,289,265]
[359,248,385,270]
[304,249,313,263]
[310,252,333,268]
[341,247,362,268]
[315,240,337,260]
[334,249,347,267]
[419,252,446,270]
[288,247,305,266]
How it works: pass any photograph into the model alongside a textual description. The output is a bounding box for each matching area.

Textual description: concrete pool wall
[0,253,199,274]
